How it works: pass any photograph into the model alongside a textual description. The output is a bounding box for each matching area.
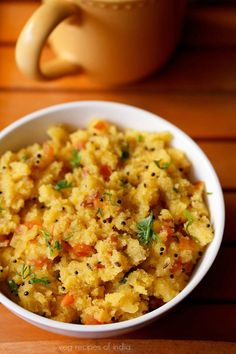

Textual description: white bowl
[0,101,225,338]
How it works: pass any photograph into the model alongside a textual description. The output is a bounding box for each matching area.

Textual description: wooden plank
[0,303,236,342]
[199,141,236,189]
[0,339,236,354]
[224,192,236,242]
[190,247,236,301]
[183,5,236,48]
[1,2,236,48]
[0,2,38,43]
[1,46,236,93]
[0,91,236,139]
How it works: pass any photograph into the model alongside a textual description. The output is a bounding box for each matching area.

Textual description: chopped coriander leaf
[120,149,129,160]
[103,192,116,206]
[54,180,72,191]
[70,150,81,169]
[137,213,158,245]
[137,135,143,142]
[21,264,32,279]
[21,155,30,162]
[43,230,54,256]
[7,279,18,295]
[184,210,194,233]
[64,234,73,241]
[119,268,136,284]
[154,160,172,170]
[96,208,104,217]
[30,275,49,285]
[54,240,61,250]
[173,186,179,193]
[206,192,213,195]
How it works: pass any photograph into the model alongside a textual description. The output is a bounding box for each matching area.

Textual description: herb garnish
[184,210,194,233]
[173,186,179,193]
[103,192,116,205]
[21,155,30,162]
[137,135,143,142]
[54,180,72,191]
[154,160,172,170]
[119,268,136,284]
[96,208,104,217]
[30,275,49,285]
[64,234,73,241]
[54,240,61,251]
[43,230,54,256]
[7,279,18,295]
[137,213,158,245]
[206,192,213,195]
[20,264,32,279]
[70,150,81,169]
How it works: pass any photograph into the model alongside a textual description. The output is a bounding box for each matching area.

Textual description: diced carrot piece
[179,237,197,251]
[25,220,42,229]
[43,143,54,163]
[62,241,73,253]
[74,140,86,150]
[94,121,108,130]
[61,293,74,307]
[82,314,103,325]
[171,258,183,274]
[99,164,112,181]
[183,261,194,274]
[30,257,50,268]
[72,244,94,257]
[194,181,204,190]
[81,191,99,208]
[96,263,105,269]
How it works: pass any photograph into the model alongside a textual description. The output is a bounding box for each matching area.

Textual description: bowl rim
[0,100,225,333]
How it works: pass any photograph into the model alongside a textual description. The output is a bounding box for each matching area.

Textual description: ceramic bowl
[0,101,225,338]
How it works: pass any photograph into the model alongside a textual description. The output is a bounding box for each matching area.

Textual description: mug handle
[15,0,80,80]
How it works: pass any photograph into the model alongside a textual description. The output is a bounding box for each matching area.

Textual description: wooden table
[0,1,236,353]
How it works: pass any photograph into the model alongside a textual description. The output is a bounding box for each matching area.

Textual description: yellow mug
[16,0,187,84]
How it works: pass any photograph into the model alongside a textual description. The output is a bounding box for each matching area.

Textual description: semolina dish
[0,119,213,324]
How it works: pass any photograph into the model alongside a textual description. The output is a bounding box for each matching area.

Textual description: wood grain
[1,302,236,342]
[1,339,236,354]
[0,1,236,349]
[2,1,236,48]
[0,91,236,139]
[1,46,236,92]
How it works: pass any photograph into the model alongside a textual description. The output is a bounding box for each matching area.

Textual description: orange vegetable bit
[81,191,100,208]
[24,220,42,229]
[62,241,73,253]
[72,244,95,257]
[179,237,197,251]
[183,261,194,274]
[99,164,112,181]
[194,181,204,190]
[61,293,75,307]
[94,120,108,131]
[30,257,51,269]
[82,314,103,325]
[73,140,86,150]
[171,258,183,274]
[96,263,105,269]
[43,142,55,164]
